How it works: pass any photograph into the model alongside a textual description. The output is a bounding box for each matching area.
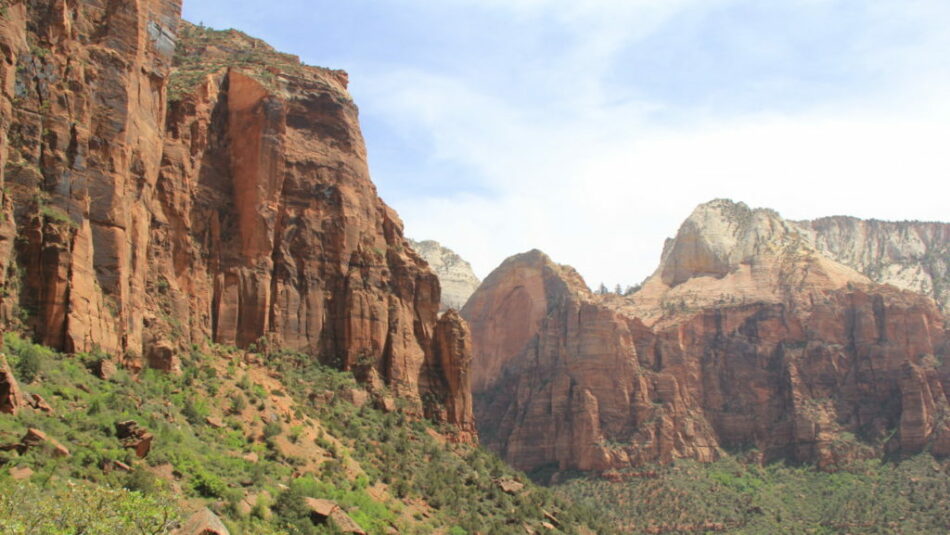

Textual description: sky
[182,0,950,289]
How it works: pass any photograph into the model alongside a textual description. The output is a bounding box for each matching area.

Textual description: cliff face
[468,201,950,472]
[0,3,472,433]
[407,239,480,311]
[798,217,950,312]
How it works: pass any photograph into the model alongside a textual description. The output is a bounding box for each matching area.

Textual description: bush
[230,392,247,414]
[191,469,227,498]
[272,486,319,535]
[124,467,162,495]
[263,421,282,440]
[182,398,210,425]
[5,333,52,383]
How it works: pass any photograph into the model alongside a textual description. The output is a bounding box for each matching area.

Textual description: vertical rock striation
[0,6,471,432]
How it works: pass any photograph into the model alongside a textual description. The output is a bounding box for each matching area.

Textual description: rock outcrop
[16,428,70,458]
[468,200,950,473]
[304,498,367,534]
[115,420,153,458]
[0,353,25,414]
[408,239,480,311]
[0,3,471,432]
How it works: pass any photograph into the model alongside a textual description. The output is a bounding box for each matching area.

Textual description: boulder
[339,388,369,408]
[28,393,53,414]
[146,340,181,375]
[205,416,226,429]
[17,428,70,457]
[175,508,229,535]
[115,420,154,458]
[304,497,367,534]
[9,466,33,480]
[95,359,118,381]
[305,497,338,520]
[496,478,525,495]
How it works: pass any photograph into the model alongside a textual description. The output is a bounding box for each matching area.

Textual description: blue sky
[183,0,950,288]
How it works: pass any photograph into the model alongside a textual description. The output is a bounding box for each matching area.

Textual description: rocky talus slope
[466,200,950,473]
[408,239,480,311]
[0,1,471,432]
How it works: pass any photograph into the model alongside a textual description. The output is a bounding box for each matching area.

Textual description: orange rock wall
[467,251,950,472]
[0,1,472,431]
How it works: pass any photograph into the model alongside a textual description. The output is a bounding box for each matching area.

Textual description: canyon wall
[467,201,950,472]
[0,2,472,433]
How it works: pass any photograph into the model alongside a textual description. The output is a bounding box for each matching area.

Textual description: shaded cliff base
[0,333,609,534]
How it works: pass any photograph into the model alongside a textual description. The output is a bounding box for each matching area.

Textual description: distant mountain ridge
[408,239,481,311]
[466,199,950,473]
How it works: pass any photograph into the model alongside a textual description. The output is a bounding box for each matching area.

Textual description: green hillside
[0,333,610,534]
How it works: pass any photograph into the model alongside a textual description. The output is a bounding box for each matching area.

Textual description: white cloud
[350,0,950,288]
[390,101,950,287]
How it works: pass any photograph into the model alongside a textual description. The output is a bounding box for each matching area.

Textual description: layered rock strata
[467,201,950,472]
[798,217,950,311]
[0,3,472,432]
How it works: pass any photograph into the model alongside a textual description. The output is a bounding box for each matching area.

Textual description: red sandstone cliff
[466,201,950,472]
[0,2,472,433]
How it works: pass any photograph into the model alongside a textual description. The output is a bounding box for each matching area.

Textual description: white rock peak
[408,239,481,311]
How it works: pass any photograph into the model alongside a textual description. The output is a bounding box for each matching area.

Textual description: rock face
[797,216,950,311]
[408,239,480,311]
[0,4,471,432]
[0,353,25,414]
[467,200,950,473]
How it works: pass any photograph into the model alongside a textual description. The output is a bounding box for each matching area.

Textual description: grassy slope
[0,334,611,534]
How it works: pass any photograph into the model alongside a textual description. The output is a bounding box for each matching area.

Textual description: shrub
[191,469,227,499]
[0,478,178,534]
[182,398,210,425]
[5,333,52,383]
[124,467,162,495]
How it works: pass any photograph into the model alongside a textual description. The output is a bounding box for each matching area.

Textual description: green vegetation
[38,205,75,227]
[169,22,313,101]
[0,478,178,535]
[0,334,608,534]
[556,455,950,534]
[256,349,614,534]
